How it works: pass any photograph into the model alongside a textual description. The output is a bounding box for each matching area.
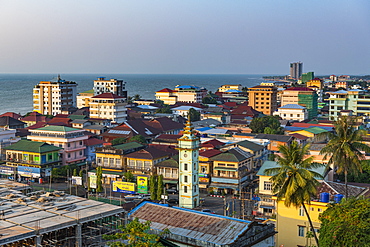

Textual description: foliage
[96,166,103,193]
[133,94,142,101]
[51,164,80,179]
[264,141,324,246]
[155,104,172,114]
[73,169,78,176]
[249,116,283,134]
[103,218,166,247]
[123,171,135,182]
[129,135,147,144]
[79,169,84,178]
[319,197,370,247]
[202,96,217,104]
[319,116,370,197]
[188,108,200,122]
[112,137,127,146]
[150,175,157,201]
[156,175,164,201]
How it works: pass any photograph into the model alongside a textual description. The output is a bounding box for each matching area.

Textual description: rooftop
[4,140,62,153]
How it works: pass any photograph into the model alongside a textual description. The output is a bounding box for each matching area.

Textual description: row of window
[183,185,197,193]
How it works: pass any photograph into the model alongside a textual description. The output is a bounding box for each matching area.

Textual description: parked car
[166,188,178,194]
[124,194,151,200]
[201,209,215,214]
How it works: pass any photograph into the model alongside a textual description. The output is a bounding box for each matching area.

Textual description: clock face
[184,153,188,158]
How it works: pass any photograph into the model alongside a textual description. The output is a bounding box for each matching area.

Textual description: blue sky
[0,0,369,75]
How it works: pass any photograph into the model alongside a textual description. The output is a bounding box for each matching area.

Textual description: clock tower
[177,120,200,209]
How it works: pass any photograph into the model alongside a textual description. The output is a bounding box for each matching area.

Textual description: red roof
[223,102,238,108]
[289,133,310,140]
[21,112,51,122]
[285,87,314,91]
[199,149,222,158]
[157,88,175,93]
[0,112,22,120]
[125,146,169,160]
[202,139,225,147]
[148,144,178,156]
[155,134,182,140]
[26,122,48,129]
[231,105,260,116]
[84,137,105,146]
[92,93,124,99]
[47,117,72,127]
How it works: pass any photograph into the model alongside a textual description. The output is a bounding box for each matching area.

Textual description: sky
[0,0,369,75]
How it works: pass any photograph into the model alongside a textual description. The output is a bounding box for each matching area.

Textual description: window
[184,186,188,193]
[201,167,206,173]
[184,163,188,171]
[299,206,305,216]
[194,185,196,192]
[184,176,188,183]
[264,181,272,191]
[298,226,305,237]
[318,208,323,212]
[194,175,196,182]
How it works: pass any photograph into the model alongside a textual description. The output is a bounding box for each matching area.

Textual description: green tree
[112,137,127,145]
[129,135,147,144]
[319,116,370,198]
[73,169,78,176]
[202,97,217,104]
[264,141,324,246]
[150,175,157,201]
[188,108,200,122]
[79,169,84,177]
[123,171,135,182]
[103,218,166,247]
[156,175,164,201]
[96,166,103,193]
[156,104,172,114]
[133,94,142,101]
[249,115,283,134]
[319,197,370,246]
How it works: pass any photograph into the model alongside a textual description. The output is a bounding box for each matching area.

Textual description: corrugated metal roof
[129,202,251,245]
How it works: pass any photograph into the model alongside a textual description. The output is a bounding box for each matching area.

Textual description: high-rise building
[177,120,200,209]
[290,62,303,79]
[247,84,278,115]
[93,77,127,98]
[33,75,77,116]
[301,72,314,84]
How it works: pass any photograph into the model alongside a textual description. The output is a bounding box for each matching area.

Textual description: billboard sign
[72,176,82,185]
[0,166,15,175]
[112,181,135,194]
[137,176,148,194]
[89,174,97,189]
[17,166,41,178]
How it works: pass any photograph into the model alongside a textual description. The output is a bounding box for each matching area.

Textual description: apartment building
[93,77,127,97]
[89,93,127,124]
[155,85,207,105]
[217,84,242,92]
[27,126,88,166]
[247,84,278,115]
[33,75,77,116]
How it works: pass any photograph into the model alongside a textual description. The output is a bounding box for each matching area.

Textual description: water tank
[320,192,330,203]
[334,194,344,203]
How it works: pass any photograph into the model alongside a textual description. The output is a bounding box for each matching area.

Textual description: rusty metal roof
[129,202,251,245]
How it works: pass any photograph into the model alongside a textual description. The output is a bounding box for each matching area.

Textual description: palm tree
[320,116,370,198]
[265,141,324,246]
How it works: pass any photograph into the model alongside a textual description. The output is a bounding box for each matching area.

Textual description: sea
[0,74,268,115]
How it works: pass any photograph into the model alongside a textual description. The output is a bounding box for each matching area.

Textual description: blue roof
[225,89,242,93]
[175,85,200,89]
[195,127,212,132]
[279,104,305,109]
[284,126,305,131]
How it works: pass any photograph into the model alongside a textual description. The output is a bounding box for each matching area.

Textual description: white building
[0,128,19,160]
[93,77,127,97]
[33,75,77,116]
[273,104,308,121]
[172,106,203,117]
[89,93,127,124]
[155,85,207,105]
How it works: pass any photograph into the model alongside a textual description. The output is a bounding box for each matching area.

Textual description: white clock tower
[177,120,200,209]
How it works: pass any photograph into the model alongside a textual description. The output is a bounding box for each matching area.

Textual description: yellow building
[94,142,144,184]
[89,93,127,123]
[76,89,94,108]
[247,84,278,115]
[275,198,328,247]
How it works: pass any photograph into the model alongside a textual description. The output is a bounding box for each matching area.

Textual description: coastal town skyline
[1,1,369,75]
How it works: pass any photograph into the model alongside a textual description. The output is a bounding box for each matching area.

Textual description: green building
[301,72,315,84]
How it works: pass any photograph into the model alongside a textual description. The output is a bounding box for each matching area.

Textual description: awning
[209,183,239,190]
[163,180,178,184]
[260,205,275,209]
[214,167,237,171]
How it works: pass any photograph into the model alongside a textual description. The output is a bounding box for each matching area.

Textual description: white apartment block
[273,104,308,121]
[93,77,127,98]
[33,75,77,116]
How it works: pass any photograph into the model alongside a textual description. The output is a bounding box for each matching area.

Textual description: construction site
[0,180,125,247]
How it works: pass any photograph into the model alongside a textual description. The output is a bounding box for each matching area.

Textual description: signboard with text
[137,176,148,194]
[72,176,82,185]
[89,174,97,189]
[112,181,135,194]
[17,166,40,178]
[0,166,15,175]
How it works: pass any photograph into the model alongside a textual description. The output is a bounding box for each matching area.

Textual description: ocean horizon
[0,73,272,115]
